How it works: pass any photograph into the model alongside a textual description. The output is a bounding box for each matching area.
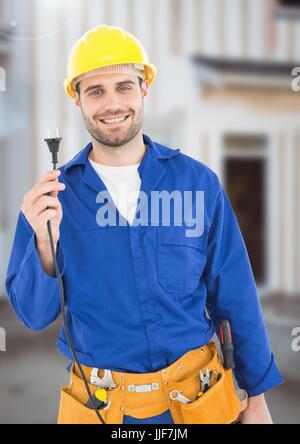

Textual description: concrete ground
[0,300,69,424]
[261,295,300,424]
[0,296,299,424]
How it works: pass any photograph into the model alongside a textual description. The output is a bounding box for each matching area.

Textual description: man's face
[74,73,149,147]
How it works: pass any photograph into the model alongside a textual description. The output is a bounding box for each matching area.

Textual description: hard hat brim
[64,62,157,99]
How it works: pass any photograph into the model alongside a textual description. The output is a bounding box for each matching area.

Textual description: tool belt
[57,341,248,424]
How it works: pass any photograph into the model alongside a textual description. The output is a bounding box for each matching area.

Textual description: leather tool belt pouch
[57,364,124,424]
[170,342,247,424]
[57,341,248,424]
[162,342,248,424]
[178,368,242,424]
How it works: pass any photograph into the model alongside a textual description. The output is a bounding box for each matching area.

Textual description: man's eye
[119,86,131,92]
[89,89,102,96]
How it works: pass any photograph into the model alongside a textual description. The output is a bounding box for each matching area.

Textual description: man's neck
[89,132,147,166]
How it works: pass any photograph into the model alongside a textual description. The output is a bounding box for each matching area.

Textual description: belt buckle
[128,383,159,392]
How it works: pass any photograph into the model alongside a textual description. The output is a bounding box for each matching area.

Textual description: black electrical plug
[43,128,62,255]
[44,128,62,169]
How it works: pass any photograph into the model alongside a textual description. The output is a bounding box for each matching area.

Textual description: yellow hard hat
[64,24,157,99]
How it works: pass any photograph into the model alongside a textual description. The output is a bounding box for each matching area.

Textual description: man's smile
[98,115,131,126]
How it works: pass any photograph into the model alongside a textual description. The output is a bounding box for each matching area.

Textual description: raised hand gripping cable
[44,130,106,425]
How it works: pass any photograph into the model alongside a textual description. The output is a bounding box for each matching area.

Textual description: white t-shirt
[89,158,141,225]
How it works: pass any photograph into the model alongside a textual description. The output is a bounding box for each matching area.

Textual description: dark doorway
[278,0,300,8]
[223,136,267,286]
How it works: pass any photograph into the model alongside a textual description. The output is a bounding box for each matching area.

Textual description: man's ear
[74,91,81,108]
[142,80,149,99]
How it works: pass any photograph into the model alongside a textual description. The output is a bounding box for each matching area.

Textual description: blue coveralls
[6,133,284,424]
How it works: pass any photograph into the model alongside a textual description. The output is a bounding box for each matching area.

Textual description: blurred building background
[0,0,300,424]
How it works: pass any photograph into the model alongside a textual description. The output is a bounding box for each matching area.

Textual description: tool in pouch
[85,369,117,411]
[219,319,235,370]
[219,319,248,423]
[90,368,117,390]
[197,368,214,397]
[169,390,192,404]
[85,388,109,410]
[196,319,234,398]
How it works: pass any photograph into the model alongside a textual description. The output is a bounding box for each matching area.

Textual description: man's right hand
[21,170,66,275]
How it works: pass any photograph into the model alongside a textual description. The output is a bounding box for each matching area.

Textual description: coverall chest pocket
[156,226,207,297]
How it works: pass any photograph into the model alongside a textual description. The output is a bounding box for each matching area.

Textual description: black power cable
[44,134,106,425]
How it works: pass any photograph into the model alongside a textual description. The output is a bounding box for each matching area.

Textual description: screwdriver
[220,320,235,370]
[85,388,108,410]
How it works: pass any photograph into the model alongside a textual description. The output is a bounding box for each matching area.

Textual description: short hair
[75,76,144,96]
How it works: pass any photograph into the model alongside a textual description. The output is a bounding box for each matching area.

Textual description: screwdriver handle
[220,320,235,369]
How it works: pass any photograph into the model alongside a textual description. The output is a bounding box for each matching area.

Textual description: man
[6,25,283,424]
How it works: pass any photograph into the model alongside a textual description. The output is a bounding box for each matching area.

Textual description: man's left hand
[240,394,273,424]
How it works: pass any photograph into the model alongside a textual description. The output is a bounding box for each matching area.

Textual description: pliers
[199,368,213,393]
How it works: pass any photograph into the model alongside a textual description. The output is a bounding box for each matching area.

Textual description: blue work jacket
[5,133,284,397]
